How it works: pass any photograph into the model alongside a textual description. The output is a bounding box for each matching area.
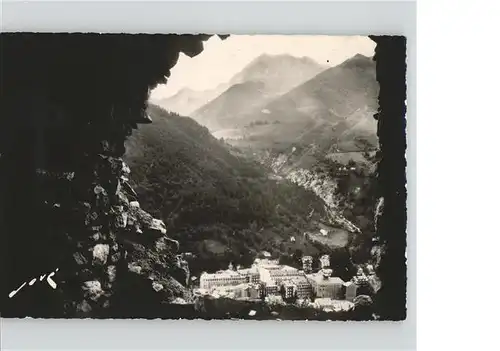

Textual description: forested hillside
[124,105,355,278]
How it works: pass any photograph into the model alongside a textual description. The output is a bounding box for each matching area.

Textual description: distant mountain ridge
[191,54,328,130]
[227,53,328,95]
[152,53,326,118]
[221,53,379,154]
[151,82,230,116]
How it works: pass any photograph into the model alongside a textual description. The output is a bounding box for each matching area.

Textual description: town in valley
[186,252,377,315]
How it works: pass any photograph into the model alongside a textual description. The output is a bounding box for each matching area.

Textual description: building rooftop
[307,273,344,286]
[265,279,277,287]
[237,266,259,275]
[267,265,298,275]
[201,269,242,279]
[281,275,309,286]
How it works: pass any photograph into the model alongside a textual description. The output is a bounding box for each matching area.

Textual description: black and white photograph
[0,33,407,321]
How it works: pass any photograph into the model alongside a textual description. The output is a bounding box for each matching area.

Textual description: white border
[0,1,416,350]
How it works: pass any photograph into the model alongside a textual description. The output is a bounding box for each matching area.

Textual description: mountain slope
[123,104,355,278]
[226,55,381,264]
[191,54,327,131]
[151,83,230,116]
[230,54,379,154]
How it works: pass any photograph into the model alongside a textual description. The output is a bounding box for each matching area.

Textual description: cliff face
[0,33,223,318]
[257,150,363,234]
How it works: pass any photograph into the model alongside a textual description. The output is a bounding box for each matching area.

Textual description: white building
[306,271,344,299]
[344,281,357,301]
[237,265,260,284]
[199,269,247,290]
[319,255,330,269]
[280,276,312,299]
[259,265,303,285]
[264,280,279,295]
[254,258,279,267]
[302,256,313,273]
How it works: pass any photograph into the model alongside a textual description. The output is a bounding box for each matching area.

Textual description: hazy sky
[150,35,375,100]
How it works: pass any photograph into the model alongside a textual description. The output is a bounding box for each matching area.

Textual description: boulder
[152,282,164,292]
[155,237,179,252]
[128,262,142,274]
[114,179,122,195]
[117,190,129,206]
[93,185,105,195]
[82,280,104,301]
[73,252,88,265]
[107,265,117,283]
[119,212,128,228]
[122,180,138,199]
[121,161,131,175]
[149,218,167,235]
[92,244,110,265]
[76,299,93,314]
[110,252,121,263]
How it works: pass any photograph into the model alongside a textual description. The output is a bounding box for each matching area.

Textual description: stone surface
[1,33,216,318]
[152,282,164,292]
[122,181,138,199]
[110,252,121,263]
[93,185,105,195]
[76,299,93,314]
[122,162,131,174]
[92,244,110,265]
[156,237,180,253]
[82,280,104,301]
[128,262,142,274]
[73,252,88,265]
[149,218,167,234]
[107,265,117,283]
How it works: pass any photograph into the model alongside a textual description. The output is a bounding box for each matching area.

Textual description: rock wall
[369,36,408,320]
[259,150,361,233]
[0,33,223,318]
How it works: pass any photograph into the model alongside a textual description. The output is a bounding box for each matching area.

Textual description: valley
[129,52,379,284]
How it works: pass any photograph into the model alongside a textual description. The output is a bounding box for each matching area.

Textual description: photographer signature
[8,268,59,298]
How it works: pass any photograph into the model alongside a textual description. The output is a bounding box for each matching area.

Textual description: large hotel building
[200,264,259,290]
[306,269,344,299]
[199,256,359,302]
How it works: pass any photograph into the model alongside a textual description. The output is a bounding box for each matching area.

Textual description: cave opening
[0,33,406,320]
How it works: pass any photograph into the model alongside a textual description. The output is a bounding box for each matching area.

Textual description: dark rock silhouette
[369,35,407,321]
[0,33,225,318]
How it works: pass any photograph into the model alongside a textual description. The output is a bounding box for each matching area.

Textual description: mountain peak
[353,53,371,60]
[251,53,287,64]
[339,53,373,69]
